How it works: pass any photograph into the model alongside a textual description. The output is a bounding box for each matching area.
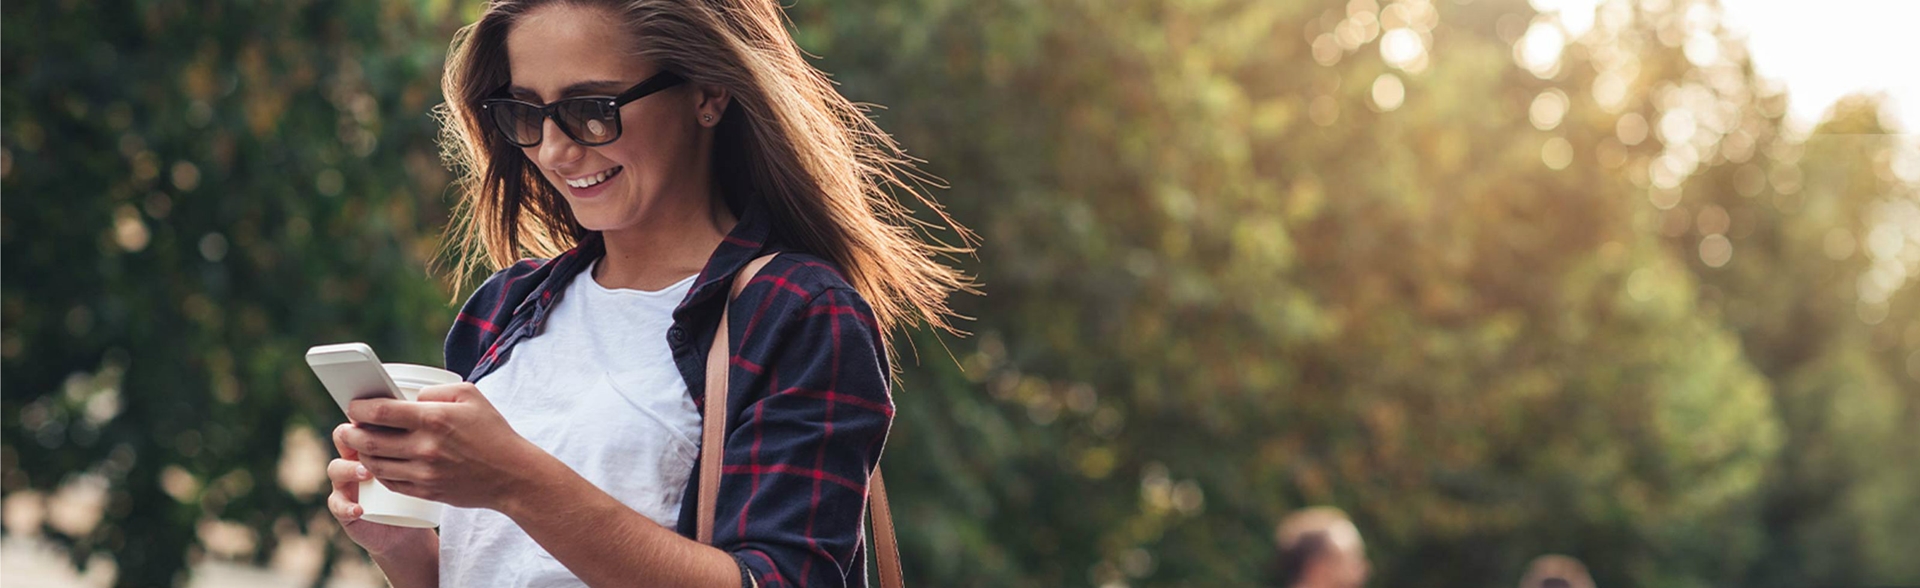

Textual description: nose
[532,116,583,170]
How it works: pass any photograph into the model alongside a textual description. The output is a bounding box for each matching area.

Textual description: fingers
[348,398,428,430]
[362,459,429,501]
[328,459,370,510]
[328,489,364,522]
[362,454,427,484]
[328,458,371,486]
[415,383,479,404]
[339,423,416,459]
[327,458,371,522]
[332,424,359,460]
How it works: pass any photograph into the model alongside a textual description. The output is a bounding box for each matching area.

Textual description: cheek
[519,147,550,178]
[580,143,637,177]
[601,131,670,173]
[617,105,695,158]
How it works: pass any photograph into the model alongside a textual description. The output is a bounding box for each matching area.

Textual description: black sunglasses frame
[480,70,688,148]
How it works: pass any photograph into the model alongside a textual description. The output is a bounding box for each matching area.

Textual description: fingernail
[355,465,369,479]
[351,505,363,517]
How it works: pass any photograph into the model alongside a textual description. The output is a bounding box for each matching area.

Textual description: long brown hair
[436,0,973,342]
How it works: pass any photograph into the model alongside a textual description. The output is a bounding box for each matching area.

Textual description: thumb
[416,382,484,405]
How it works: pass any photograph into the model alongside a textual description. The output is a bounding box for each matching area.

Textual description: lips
[565,165,623,189]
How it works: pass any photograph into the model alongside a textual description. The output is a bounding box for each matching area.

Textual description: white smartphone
[305,342,403,415]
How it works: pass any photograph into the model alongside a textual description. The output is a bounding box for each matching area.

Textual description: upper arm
[715,285,892,588]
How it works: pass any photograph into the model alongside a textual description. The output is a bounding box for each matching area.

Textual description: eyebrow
[508,79,631,101]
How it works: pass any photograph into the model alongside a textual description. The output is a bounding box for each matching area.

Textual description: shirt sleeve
[443,260,540,379]
[715,286,893,588]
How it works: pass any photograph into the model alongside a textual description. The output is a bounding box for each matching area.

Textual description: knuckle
[421,409,449,432]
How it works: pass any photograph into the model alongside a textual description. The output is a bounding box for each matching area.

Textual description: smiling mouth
[565,166,623,189]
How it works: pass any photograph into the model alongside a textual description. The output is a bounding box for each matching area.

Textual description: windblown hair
[436,0,973,344]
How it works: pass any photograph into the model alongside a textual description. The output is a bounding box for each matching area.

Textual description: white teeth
[565,167,620,189]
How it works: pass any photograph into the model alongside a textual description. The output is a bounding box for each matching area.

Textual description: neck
[593,183,736,291]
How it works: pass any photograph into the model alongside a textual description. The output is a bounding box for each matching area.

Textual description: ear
[695,84,731,127]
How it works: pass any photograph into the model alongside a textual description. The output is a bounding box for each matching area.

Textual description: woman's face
[504,3,717,232]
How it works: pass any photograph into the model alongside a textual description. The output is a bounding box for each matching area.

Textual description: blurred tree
[3,1,469,586]
[1671,95,1920,585]
[794,0,1912,586]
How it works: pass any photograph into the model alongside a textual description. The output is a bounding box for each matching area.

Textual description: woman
[321,0,969,586]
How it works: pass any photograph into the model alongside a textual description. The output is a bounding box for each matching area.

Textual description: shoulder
[471,257,558,305]
[751,252,858,302]
[729,253,890,402]
[733,252,881,343]
[444,257,560,377]
[458,256,573,321]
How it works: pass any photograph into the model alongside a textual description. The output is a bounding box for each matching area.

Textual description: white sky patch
[1719,0,1920,133]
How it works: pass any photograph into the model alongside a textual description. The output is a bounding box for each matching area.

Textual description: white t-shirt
[439,261,703,588]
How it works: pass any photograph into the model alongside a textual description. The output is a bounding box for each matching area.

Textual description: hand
[340,383,549,511]
[327,424,436,557]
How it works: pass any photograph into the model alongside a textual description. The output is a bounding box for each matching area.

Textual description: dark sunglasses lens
[488,102,544,146]
[556,100,620,145]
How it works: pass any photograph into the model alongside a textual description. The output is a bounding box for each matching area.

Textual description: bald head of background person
[1518,554,1596,588]
[1268,506,1370,588]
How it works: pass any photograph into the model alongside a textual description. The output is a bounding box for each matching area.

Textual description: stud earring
[703,114,714,123]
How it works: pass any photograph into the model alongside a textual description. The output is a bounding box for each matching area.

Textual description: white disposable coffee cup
[356,363,463,529]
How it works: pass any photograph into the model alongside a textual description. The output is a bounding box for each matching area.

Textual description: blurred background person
[1268,506,1370,588]
[1518,554,1596,588]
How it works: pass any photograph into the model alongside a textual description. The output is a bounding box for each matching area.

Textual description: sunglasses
[480,71,687,148]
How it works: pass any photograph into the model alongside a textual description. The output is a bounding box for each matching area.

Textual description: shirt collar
[678,202,775,312]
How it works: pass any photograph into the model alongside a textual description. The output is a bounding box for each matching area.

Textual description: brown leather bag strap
[695,254,905,588]
[868,470,904,588]
[698,254,777,544]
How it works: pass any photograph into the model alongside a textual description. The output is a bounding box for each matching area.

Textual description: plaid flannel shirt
[443,203,892,588]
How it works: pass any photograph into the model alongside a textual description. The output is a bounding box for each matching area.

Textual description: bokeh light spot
[1372,74,1407,112]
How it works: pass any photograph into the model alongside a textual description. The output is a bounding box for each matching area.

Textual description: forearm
[369,531,440,588]
[502,454,742,588]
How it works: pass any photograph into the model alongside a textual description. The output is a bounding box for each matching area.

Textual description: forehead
[505,4,650,96]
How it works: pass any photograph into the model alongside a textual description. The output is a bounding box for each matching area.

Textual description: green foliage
[3,0,1915,586]
[3,1,468,585]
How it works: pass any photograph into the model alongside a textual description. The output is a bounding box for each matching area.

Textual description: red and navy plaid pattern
[444,203,892,588]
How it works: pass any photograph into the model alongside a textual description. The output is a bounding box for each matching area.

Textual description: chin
[571,213,625,233]
[556,195,620,233]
